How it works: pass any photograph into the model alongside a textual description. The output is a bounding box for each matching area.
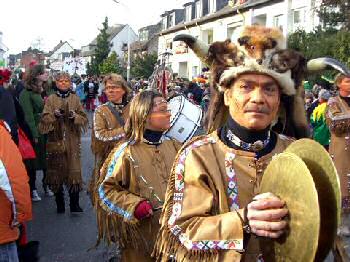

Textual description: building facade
[131,22,162,57]
[81,24,138,63]
[47,40,74,71]
[158,0,320,79]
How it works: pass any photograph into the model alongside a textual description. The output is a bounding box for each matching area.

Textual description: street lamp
[112,0,131,82]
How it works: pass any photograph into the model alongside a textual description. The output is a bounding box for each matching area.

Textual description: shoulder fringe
[152,135,218,261]
[93,144,150,252]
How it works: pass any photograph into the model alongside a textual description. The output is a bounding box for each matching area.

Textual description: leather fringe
[95,203,150,253]
[152,139,218,261]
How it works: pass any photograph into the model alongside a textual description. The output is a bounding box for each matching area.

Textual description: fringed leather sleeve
[153,137,244,262]
[38,96,57,134]
[95,142,147,249]
[72,97,88,133]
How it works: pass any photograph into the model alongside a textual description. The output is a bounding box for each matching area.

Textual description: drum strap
[106,102,125,126]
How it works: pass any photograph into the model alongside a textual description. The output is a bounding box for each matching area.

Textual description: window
[293,8,306,30]
[192,66,199,77]
[139,30,149,42]
[168,14,174,28]
[209,0,216,13]
[186,6,192,22]
[162,17,167,30]
[166,40,173,50]
[202,0,209,16]
[273,15,284,32]
[196,1,201,18]
[227,22,242,40]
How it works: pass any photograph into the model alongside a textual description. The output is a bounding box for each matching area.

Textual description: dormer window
[185,6,192,22]
[195,1,201,18]
[168,13,175,28]
[162,16,167,30]
[140,30,149,42]
[209,0,216,13]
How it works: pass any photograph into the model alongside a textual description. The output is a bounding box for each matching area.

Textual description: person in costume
[19,65,54,201]
[310,89,331,150]
[90,73,130,207]
[39,72,88,213]
[95,90,181,261]
[153,26,311,261]
[327,73,350,236]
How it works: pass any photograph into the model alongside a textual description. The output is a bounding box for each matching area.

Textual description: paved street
[27,113,119,262]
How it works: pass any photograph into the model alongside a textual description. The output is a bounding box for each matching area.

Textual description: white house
[81,24,138,62]
[158,0,321,80]
[48,41,74,63]
[47,41,74,71]
[0,32,9,67]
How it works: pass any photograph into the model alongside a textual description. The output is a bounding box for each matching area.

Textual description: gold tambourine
[259,138,341,262]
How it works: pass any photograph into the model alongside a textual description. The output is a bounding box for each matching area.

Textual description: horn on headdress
[307,57,350,76]
[173,34,211,66]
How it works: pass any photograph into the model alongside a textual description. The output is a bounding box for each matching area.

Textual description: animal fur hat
[174,25,350,137]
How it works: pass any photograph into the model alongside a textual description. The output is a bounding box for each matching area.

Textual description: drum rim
[169,96,185,127]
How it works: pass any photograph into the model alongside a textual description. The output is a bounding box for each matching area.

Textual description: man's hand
[247,192,288,238]
[54,109,63,118]
[68,110,76,119]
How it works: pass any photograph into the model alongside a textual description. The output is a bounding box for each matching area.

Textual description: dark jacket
[84,81,99,99]
[0,86,18,144]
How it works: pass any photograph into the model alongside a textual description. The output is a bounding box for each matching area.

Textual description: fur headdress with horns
[174,25,350,138]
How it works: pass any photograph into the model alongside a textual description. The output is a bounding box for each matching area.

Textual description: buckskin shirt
[96,139,180,261]
[90,102,129,206]
[153,131,293,262]
[38,92,88,192]
[327,96,350,211]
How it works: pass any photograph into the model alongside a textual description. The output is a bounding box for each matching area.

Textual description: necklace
[108,102,124,113]
[143,138,163,146]
[226,129,271,152]
[56,90,71,98]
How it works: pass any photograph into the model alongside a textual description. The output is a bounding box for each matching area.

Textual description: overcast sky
[1,0,188,54]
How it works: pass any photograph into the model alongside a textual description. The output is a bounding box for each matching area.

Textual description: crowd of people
[0,24,350,262]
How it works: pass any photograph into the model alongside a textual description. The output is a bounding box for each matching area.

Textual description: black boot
[55,188,65,214]
[69,191,83,213]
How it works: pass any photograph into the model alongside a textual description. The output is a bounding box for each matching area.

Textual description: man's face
[104,80,125,104]
[338,77,350,93]
[56,77,71,91]
[224,73,280,130]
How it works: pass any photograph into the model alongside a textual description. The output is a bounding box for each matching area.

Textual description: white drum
[165,95,203,143]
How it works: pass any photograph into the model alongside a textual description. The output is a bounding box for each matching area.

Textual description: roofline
[183,2,193,7]
[159,0,275,36]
